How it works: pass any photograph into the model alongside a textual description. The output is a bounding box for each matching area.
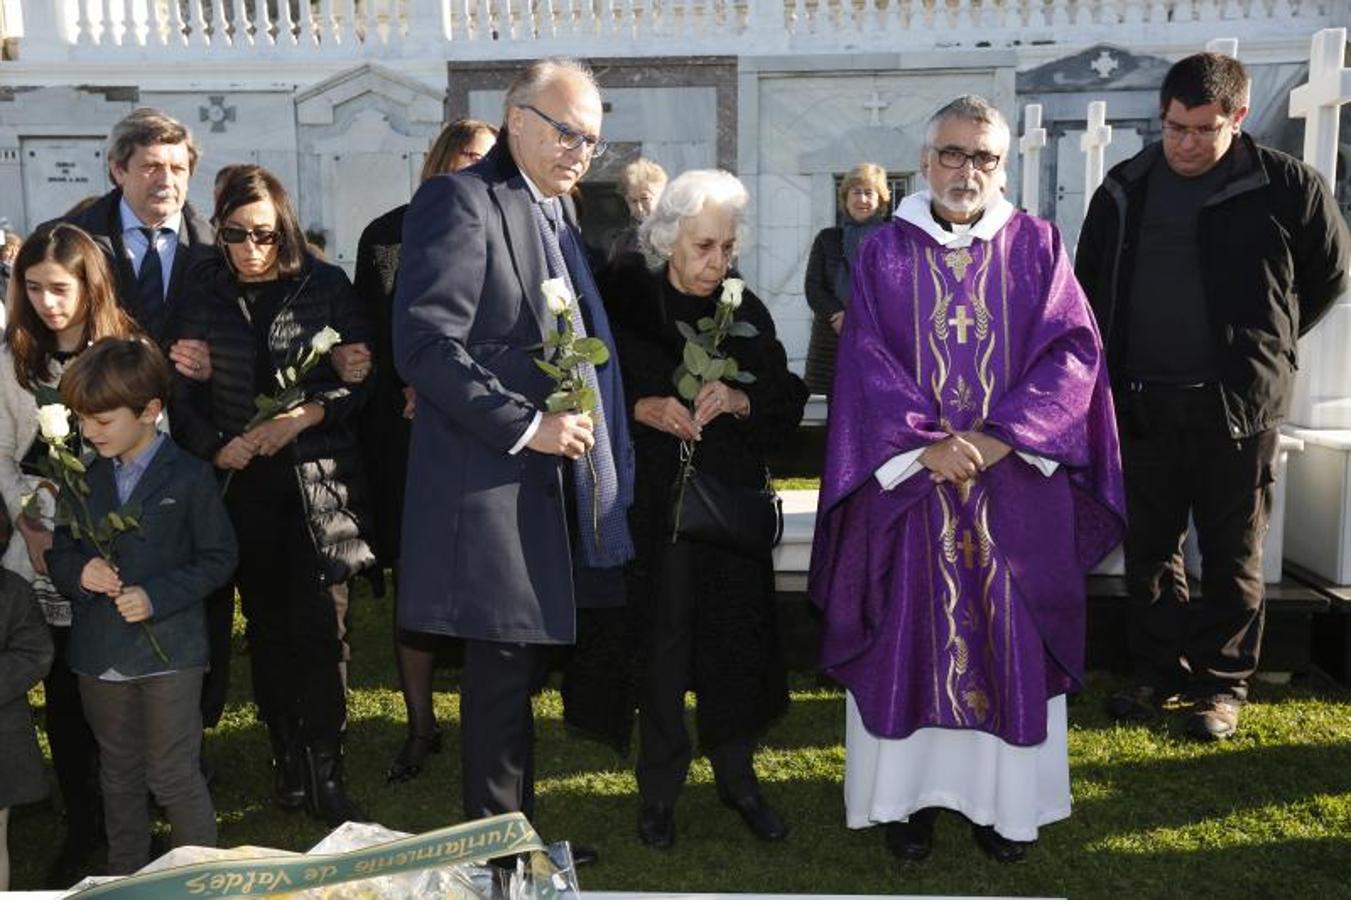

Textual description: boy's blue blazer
[47,436,238,677]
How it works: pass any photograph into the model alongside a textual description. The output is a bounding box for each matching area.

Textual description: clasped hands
[633,383,750,443]
[213,404,326,471]
[920,431,1012,483]
[80,557,151,624]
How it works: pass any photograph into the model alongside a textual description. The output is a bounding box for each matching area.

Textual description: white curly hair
[638,169,749,272]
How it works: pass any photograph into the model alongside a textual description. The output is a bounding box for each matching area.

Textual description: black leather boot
[306,737,368,827]
[266,718,307,811]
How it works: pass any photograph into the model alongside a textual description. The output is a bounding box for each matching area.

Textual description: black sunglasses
[219,225,282,246]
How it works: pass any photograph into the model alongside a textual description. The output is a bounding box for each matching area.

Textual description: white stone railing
[7,0,1337,60]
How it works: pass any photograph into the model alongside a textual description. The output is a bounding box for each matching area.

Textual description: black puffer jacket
[1076,135,1350,438]
[169,256,375,585]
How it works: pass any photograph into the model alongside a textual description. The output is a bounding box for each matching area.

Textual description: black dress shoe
[569,843,599,866]
[884,808,939,861]
[718,789,789,842]
[638,803,676,849]
[971,824,1028,863]
[386,728,444,784]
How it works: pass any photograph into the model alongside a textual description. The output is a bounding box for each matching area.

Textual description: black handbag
[671,461,784,558]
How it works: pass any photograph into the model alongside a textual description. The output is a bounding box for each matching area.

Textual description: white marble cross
[863,90,889,127]
[1288,27,1350,187]
[1079,100,1112,222]
[1089,50,1119,80]
[1019,103,1047,215]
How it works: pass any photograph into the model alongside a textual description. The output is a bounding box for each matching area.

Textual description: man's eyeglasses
[1161,120,1230,143]
[934,147,1002,173]
[219,226,281,246]
[522,105,608,158]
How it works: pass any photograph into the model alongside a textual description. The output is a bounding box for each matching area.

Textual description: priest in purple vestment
[809,95,1126,864]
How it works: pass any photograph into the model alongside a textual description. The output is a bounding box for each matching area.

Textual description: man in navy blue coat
[394,58,634,836]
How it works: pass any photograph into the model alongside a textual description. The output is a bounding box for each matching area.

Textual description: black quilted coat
[169,256,375,586]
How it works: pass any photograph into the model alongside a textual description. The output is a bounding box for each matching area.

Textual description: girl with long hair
[0,222,139,886]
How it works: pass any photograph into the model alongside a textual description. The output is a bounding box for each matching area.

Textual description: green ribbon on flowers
[73,813,547,898]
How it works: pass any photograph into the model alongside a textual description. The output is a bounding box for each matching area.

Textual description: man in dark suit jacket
[54,108,214,373]
[394,58,634,842]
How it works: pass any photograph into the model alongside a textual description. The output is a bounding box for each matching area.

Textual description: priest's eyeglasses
[934,147,1002,173]
[219,226,281,245]
[1161,120,1229,142]
[522,105,609,159]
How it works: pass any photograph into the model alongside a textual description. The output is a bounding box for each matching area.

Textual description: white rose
[310,326,342,354]
[720,277,745,309]
[36,404,71,441]
[541,278,572,317]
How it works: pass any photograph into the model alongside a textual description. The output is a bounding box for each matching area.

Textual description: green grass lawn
[13,580,1351,897]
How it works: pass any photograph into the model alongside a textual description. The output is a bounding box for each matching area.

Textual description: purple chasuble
[809,196,1125,747]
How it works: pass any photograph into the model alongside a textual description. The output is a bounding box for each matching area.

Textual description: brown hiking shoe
[1186,696,1241,741]
[1107,684,1159,722]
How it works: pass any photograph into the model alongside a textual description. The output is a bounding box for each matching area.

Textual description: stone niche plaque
[20,138,106,230]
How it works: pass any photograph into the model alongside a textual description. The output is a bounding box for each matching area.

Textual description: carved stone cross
[1089,50,1119,80]
[863,90,889,127]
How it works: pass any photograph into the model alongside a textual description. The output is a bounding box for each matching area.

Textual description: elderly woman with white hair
[600,169,807,850]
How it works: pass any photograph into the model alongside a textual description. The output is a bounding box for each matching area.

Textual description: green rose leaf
[534,359,565,380]
[675,321,698,342]
[70,520,81,541]
[734,371,757,384]
[676,373,700,401]
[683,342,710,377]
[704,358,725,382]
[728,320,760,338]
[723,357,740,377]
[697,317,715,331]
[575,338,610,365]
[108,512,126,531]
[58,450,86,473]
[576,387,598,412]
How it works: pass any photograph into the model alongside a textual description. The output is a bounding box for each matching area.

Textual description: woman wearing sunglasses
[168,165,374,826]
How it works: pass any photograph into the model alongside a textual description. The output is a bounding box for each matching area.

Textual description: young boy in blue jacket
[47,338,238,874]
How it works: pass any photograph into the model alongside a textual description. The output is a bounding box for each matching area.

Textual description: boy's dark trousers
[78,670,216,874]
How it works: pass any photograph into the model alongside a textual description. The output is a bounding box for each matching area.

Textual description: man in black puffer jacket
[1077,52,1350,742]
